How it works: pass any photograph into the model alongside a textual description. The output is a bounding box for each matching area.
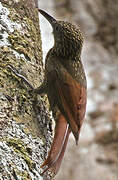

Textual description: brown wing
[47,66,87,144]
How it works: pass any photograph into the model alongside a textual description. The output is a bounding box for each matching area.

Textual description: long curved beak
[38,9,56,26]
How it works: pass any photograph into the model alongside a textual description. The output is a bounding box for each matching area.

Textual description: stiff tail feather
[40,114,70,175]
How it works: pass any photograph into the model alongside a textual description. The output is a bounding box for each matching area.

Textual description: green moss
[12,167,32,180]
[7,138,35,170]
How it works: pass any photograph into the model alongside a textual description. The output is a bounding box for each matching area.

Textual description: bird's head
[39,9,83,59]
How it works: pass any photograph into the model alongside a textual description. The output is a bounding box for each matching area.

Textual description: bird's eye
[55,25,60,32]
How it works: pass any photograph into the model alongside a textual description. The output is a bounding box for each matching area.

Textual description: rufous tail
[40,114,70,175]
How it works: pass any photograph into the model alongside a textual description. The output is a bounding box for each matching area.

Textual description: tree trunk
[0,1,52,179]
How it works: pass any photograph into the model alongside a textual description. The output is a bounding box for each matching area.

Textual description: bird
[36,9,87,176]
[7,9,87,177]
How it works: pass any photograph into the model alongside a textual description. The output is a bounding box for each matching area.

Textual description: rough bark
[0,0,52,179]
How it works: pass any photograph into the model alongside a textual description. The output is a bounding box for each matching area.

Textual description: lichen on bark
[0,1,52,179]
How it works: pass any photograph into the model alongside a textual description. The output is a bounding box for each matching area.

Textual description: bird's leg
[6,64,47,95]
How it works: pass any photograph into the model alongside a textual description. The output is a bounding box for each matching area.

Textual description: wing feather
[47,65,86,143]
